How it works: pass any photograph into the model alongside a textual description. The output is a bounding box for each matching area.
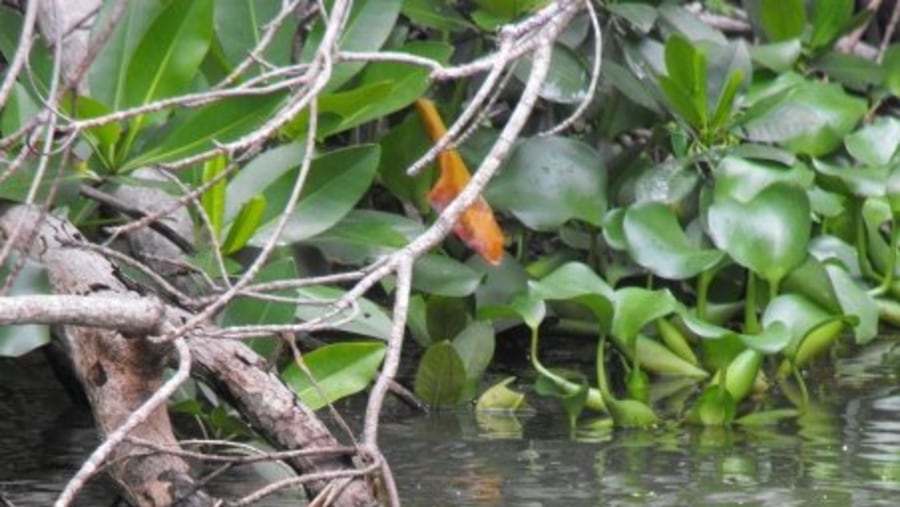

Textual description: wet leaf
[476,377,526,411]
[413,254,483,297]
[612,288,678,346]
[845,117,900,167]
[529,262,614,330]
[513,44,590,104]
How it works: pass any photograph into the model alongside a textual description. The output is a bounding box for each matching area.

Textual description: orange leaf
[415,98,505,265]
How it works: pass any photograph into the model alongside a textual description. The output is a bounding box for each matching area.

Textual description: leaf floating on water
[414,98,505,265]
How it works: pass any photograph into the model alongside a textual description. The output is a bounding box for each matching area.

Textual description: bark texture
[0,205,214,506]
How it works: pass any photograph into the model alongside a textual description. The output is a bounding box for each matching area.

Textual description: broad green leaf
[529,262,613,329]
[225,142,306,222]
[714,156,813,202]
[452,321,495,399]
[89,1,168,109]
[535,369,589,427]
[812,158,887,198]
[222,195,267,254]
[220,257,297,360]
[762,294,845,359]
[612,288,678,346]
[415,341,467,407]
[0,155,82,204]
[707,183,811,286]
[123,0,213,108]
[781,254,842,313]
[826,264,877,344]
[602,208,627,250]
[0,7,51,99]
[606,3,657,34]
[660,34,707,127]
[749,39,802,72]
[808,0,854,50]
[301,0,402,91]
[476,377,526,411]
[253,144,380,244]
[64,96,122,159]
[426,295,469,343]
[513,44,590,104]
[295,285,392,340]
[487,136,607,230]
[759,0,805,42]
[413,254,483,297]
[0,260,50,357]
[282,342,386,410]
[622,201,724,279]
[318,41,453,136]
[308,210,423,264]
[469,253,529,310]
[815,52,885,91]
[402,0,472,31]
[478,292,547,331]
[845,117,900,167]
[657,4,726,45]
[738,80,866,156]
[737,321,792,355]
[122,92,284,171]
[215,0,294,70]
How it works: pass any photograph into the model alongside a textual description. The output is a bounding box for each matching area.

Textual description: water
[3,342,900,506]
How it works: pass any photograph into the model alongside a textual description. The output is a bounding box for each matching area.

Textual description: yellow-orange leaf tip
[415,98,505,266]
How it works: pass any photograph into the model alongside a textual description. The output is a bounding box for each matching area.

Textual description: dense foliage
[3,0,900,432]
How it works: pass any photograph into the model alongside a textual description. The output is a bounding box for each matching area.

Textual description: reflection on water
[3,341,900,506]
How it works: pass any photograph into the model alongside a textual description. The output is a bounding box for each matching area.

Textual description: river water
[3,340,900,506]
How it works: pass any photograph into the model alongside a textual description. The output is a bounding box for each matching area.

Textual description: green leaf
[737,321,792,355]
[123,0,213,108]
[606,3,657,34]
[295,286,393,340]
[318,41,454,137]
[634,335,708,378]
[486,136,607,230]
[301,0,402,91]
[759,0,805,42]
[659,34,707,127]
[612,288,678,346]
[215,0,294,70]
[220,257,296,360]
[808,0,854,50]
[513,44,590,104]
[736,409,801,426]
[89,1,168,109]
[452,321,495,399]
[413,255,484,297]
[707,183,811,286]
[476,377,526,411]
[201,155,227,240]
[815,52,885,91]
[688,384,735,425]
[738,80,866,156]
[845,117,900,167]
[826,264,877,344]
[308,210,423,264]
[377,113,437,211]
[222,195,267,254]
[282,342,386,410]
[415,341,467,408]
[529,262,614,329]
[885,44,900,96]
[750,39,803,72]
[657,4,726,45]
[622,201,724,279]
[402,0,472,31]
[253,144,380,244]
[122,92,285,171]
[762,294,845,359]
[0,260,50,357]
[812,158,887,198]
[225,142,306,222]
[713,156,813,202]
[426,295,469,343]
[719,348,762,402]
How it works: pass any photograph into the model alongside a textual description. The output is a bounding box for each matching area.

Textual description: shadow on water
[3,340,900,506]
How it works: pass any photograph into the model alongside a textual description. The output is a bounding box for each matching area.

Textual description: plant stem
[696,270,713,320]
[870,219,900,296]
[743,271,760,334]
